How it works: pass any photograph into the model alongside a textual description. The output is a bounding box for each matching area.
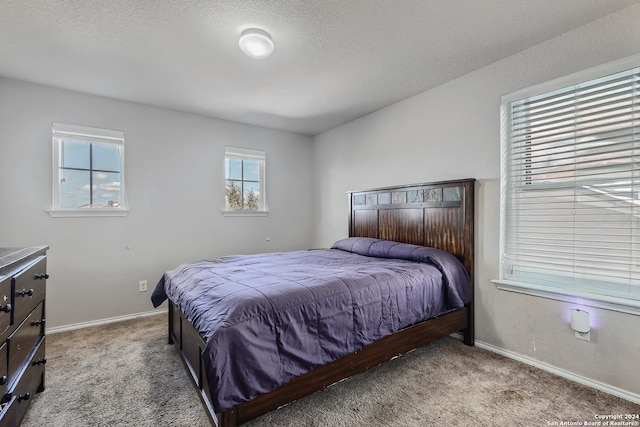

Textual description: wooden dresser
[0,247,48,426]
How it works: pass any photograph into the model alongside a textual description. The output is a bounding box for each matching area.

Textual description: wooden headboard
[348,178,475,281]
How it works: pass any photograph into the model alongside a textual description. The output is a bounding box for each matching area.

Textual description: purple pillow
[331,237,471,305]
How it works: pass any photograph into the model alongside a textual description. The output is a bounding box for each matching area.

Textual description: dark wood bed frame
[167,178,475,426]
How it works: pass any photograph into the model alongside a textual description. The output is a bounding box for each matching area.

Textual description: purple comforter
[151,238,471,413]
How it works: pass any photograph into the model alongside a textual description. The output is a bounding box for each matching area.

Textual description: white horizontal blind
[502,67,640,301]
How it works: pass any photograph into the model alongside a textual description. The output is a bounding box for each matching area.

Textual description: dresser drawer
[11,256,46,326]
[4,337,45,427]
[0,396,17,427]
[0,246,47,426]
[11,337,45,404]
[0,279,10,342]
[0,342,7,398]
[7,303,44,386]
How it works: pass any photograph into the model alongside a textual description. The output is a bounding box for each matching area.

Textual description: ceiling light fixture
[239,28,274,59]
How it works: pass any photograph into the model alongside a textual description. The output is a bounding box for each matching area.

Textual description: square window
[50,123,127,217]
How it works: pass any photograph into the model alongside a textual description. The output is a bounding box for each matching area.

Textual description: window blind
[502,67,640,301]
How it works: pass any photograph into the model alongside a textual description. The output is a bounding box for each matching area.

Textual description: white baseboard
[46,309,164,335]
[474,339,640,405]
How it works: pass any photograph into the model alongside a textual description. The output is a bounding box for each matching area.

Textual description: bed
[151,178,475,426]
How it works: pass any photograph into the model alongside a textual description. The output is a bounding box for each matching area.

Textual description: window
[50,123,127,217]
[224,146,267,214]
[497,60,640,308]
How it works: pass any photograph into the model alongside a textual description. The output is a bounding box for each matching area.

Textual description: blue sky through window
[59,139,122,208]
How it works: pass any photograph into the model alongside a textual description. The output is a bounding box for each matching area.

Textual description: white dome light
[239,28,274,59]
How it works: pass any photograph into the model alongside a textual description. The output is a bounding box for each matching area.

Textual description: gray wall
[2,2,639,403]
[311,5,640,400]
[0,79,314,329]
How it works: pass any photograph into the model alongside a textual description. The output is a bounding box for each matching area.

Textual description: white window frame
[49,123,128,217]
[223,146,267,216]
[493,55,640,315]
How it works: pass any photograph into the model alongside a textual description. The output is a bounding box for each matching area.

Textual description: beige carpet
[22,314,639,427]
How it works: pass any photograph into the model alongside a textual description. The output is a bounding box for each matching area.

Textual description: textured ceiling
[1,0,638,136]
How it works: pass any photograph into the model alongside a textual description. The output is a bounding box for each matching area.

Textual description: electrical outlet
[139,280,148,292]
[575,330,590,341]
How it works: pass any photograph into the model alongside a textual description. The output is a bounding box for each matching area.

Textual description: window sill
[222,210,268,217]
[492,279,640,316]
[48,209,129,218]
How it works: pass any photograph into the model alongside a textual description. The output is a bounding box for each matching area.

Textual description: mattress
[151,237,471,412]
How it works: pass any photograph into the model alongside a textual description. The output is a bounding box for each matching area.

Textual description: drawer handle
[16,289,34,297]
[0,304,10,313]
[0,376,6,385]
[31,319,45,327]
[32,358,47,366]
[17,393,30,402]
[34,273,49,280]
